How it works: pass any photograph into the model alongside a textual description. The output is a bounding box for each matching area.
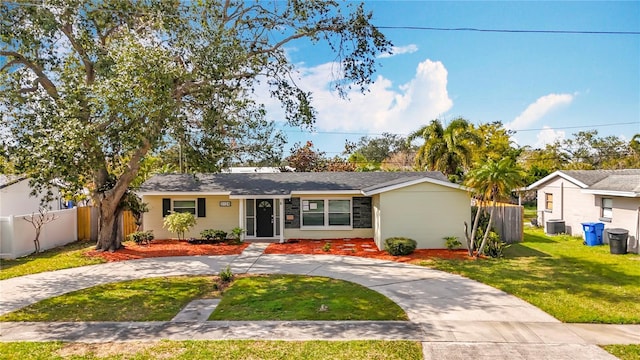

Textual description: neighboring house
[0,175,63,216]
[526,169,640,253]
[138,172,470,250]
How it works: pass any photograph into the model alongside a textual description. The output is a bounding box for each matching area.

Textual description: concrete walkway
[1,243,638,359]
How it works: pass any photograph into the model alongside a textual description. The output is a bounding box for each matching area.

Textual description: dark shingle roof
[528,169,640,194]
[139,172,452,195]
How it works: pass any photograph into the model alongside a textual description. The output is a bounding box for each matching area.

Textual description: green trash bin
[608,228,629,254]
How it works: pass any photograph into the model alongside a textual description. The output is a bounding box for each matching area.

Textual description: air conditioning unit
[546,219,566,235]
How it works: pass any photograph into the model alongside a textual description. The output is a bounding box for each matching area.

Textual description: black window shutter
[197,198,206,218]
[162,198,171,217]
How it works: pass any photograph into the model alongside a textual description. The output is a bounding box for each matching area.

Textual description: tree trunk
[476,199,497,258]
[33,228,41,253]
[95,197,124,252]
[465,203,483,256]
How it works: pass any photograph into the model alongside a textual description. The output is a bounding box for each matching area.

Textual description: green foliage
[1,0,390,250]
[384,237,417,256]
[163,212,196,240]
[219,265,234,283]
[127,231,154,245]
[444,236,462,250]
[200,229,227,242]
[408,118,481,178]
[228,227,245,244]
[479,231,509,258]
[322,242,332,252]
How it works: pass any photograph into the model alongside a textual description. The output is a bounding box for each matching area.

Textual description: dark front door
[256,199,274,237]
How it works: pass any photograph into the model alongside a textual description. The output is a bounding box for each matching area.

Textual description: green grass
[0,340,423,360]
[523,204,537,220]
[424,227,640,324]
[602,344,640,360]
[0,240,104,280]
[0,276,218,322]
[0,275,406,322]
[211,275,407,320]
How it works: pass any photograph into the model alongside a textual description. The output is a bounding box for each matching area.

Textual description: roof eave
[581,189,640,198]
[362,177,468,196]
[526,170,589,190]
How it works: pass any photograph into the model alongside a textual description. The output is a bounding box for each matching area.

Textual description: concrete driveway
[1,243,637,359]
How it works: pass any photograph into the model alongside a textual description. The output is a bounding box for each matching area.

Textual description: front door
[256,199,274,237]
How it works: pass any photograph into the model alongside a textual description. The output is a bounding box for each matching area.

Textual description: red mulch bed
[264,238,473,263]
[84,238,473,263]
[85,240,250,262]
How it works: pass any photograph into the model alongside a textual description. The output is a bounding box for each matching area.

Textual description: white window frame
[173,199,196,215]
[601,198,613,219]
[301,198,352,230]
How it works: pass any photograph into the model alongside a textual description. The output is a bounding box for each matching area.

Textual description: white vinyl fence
[0,208,78,259]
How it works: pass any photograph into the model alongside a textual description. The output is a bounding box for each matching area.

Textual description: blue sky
[263,1,640,156]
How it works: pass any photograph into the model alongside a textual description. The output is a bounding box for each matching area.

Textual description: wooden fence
[473,202,523,243]
[77,207,136,242]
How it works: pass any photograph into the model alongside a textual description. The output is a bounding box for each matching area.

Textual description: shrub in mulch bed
[264,238,473,262]
[85,240,249,262]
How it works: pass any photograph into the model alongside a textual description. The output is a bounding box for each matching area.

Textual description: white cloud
[378,44,418,58]
[535,126,566,148]
[506,93,574,131]
[256,58,453,135]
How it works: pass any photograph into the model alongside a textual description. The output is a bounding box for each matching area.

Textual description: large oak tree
[1,0,390,251]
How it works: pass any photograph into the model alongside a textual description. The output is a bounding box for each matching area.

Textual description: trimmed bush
[481,231,509,258]
[127,231,154,245]
[384,237,417,256]
[200,229,227,242]
[444,236,461,250]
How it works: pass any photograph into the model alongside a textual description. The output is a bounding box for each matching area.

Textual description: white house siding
[374,182,469,249]
[536,178,594,235]
[0,180,61,217]
[143,195,240,239]
[598,196,640,253]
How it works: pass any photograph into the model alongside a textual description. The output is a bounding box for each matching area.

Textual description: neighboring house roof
[526,169,640,197]
[0,175,26,190]
[139,171,465,197]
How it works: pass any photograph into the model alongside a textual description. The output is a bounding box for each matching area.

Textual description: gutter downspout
[636,206,640,254]
[560,182,564,221]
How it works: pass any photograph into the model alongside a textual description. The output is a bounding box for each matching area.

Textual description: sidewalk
[1,243,638,359]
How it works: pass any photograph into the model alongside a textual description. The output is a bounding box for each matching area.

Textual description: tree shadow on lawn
[504,244,551,258]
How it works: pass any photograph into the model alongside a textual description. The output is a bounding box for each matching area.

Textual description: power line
[279,121,639,137]
[378,26,640,36]
[3,2,639,36]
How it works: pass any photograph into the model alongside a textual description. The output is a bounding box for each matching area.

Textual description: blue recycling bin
[582,222,605,246]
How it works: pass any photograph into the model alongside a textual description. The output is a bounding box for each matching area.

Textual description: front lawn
[0,275,406,322]
[0,340,423,360]
[0,240,104,280]
[210,275,407,321]
[424,227,640,324]
[0,276,218,322]
[602,344,640,360]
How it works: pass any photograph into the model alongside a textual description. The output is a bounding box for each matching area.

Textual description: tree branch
[0,51,59,99]
[60,23,95,85]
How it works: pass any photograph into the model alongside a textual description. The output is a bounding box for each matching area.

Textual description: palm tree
[464,158,524,257]
[408,118,481,178]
